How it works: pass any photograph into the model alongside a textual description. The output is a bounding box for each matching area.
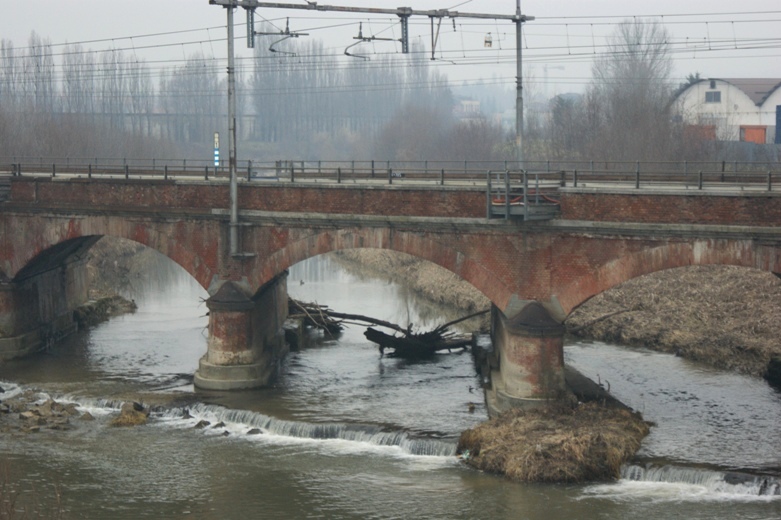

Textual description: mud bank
[74,296,137,329]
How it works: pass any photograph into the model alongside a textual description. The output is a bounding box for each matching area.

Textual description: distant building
[673,78,781,144]
[453,97,482,122]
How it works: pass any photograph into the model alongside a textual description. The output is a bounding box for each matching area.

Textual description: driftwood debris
[288,298,344,335]
[289,297,487,358]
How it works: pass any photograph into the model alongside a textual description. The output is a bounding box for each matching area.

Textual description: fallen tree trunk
[364,328,472,358]
[289,297,485,358]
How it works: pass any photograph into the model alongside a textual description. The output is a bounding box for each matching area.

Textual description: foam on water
[583,464,781,503]
[32,390,458,463]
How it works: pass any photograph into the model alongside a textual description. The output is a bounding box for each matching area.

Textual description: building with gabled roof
[673,78,781,144]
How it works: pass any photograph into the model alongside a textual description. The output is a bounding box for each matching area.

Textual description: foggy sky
[2,0,781,96]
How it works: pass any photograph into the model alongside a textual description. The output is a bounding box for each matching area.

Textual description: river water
[1,253,780,519]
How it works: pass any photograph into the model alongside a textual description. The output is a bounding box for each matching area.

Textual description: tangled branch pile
[288,298,344,335]
[457,402,651,483]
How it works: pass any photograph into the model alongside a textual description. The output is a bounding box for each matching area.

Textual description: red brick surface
[4,179,781,318]
[560,192,781,226]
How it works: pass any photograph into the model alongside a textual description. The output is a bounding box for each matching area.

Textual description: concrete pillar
[194,274,289,390]
[485,302,566,416]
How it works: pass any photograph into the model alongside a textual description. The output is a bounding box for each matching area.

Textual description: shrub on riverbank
[457,402,651,483]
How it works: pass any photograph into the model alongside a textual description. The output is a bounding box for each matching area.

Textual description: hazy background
[1,1,780,163]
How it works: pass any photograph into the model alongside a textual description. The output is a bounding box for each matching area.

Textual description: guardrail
[4,160,778,191]
[1,159,779,193]
[1,156,779,176]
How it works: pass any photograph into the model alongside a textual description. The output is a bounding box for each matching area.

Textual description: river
[0,253,779,519]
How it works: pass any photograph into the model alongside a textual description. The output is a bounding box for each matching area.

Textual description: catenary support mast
[211,0,533,199]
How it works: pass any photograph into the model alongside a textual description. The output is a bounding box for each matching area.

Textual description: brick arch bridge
[1,175,780,414]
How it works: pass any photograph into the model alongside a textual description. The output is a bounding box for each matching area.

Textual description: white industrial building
[673,78,781,144]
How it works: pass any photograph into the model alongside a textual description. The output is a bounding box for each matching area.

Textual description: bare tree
[586,19,675,160]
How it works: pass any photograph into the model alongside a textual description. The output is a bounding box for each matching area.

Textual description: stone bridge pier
[194,273,289,391]
[482,303,566,415]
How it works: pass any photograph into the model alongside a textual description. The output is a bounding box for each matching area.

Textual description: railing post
[88,164,92,179]
[164,165,169,180]
[440,168,444,186]
[183,159,187,172]
[337,167,342,184]
[290,162,295,182]
[371,159,375,179]
[535,173,540,204]
[125,164,129,179]
[52,163,56,177]
[504,170,510,221]
[635,161,640,189]
[698,170,703,190]
[318,160,322,175]
[768,171,772,192]
[486,171,492,219]
[574,169,578,188]
[560,170,566,187]
[351,160,355,176]
[388,168,393,184]
[522,170,531,220]
[205,166,209,180]
[247,160,252,181]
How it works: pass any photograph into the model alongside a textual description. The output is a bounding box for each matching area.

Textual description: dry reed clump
[567,265,781,378]
[457,402,650,483]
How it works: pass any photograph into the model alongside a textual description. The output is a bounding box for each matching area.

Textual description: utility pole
[226,4,239,256]
[515,0,524,171]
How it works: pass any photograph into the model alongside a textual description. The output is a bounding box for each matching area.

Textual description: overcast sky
[2,0,781,98]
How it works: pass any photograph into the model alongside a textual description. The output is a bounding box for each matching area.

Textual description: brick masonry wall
[559,191,781,226]
[4,179,781,318]
[9,179,486,219]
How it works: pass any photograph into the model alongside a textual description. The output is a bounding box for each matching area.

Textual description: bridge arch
[1,213,218,292]
[556,238,781,316]
[248,226,511,311]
